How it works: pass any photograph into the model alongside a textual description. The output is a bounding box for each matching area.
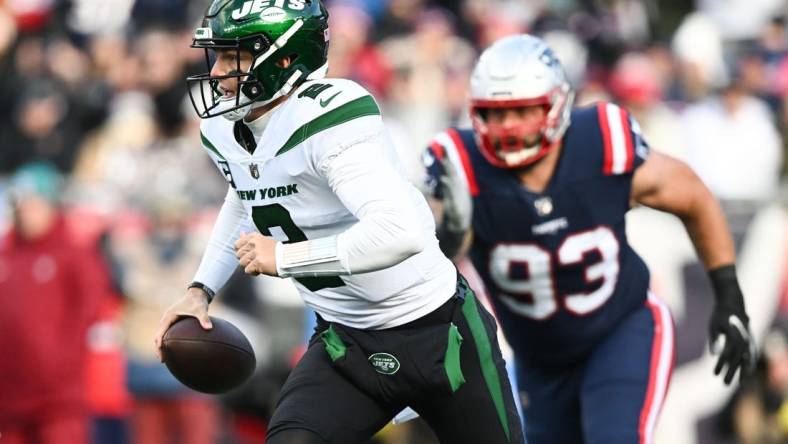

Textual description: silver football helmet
[470,34,574,168]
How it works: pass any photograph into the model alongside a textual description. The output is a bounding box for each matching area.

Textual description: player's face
[484,105,547,148]
[209,49,254,99]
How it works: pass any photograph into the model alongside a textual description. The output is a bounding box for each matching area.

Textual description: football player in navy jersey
[424,34,757,444]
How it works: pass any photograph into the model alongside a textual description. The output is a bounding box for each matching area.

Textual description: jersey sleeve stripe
[618,107,635,172]
[638,293,675,444]
[429,141,445,161]
[598,103,636,175]
[275,95,381,156]
[597,103,614,175]
[434,130,478,197]
[446,128,480,196]
[606,103,629,174]
[201,131,226,160]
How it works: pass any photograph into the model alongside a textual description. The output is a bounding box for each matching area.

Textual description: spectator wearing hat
[0,162,113,444]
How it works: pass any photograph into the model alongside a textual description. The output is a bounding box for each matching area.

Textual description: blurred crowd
[0,0,787,443]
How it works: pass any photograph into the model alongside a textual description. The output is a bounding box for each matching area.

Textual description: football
[161,316,256,394]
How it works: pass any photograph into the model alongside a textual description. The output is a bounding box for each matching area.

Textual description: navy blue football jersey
[424,102,652,366]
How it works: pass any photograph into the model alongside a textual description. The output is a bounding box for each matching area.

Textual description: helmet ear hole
[251,36,269,54]
[275,54,300,68]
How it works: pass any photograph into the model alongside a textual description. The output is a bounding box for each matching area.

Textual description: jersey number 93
[489,226,619,320]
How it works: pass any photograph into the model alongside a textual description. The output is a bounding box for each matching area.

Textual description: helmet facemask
[471,87,573,169]
[187,29,280,121]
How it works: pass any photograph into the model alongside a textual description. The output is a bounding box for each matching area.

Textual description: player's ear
[276,55,294,69]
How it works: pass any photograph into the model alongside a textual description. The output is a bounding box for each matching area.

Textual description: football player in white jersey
[154,1,524,443]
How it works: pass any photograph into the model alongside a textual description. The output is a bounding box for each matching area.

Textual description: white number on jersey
[489,226,619,320]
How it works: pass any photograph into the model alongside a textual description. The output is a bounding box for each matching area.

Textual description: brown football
[161,316,255,394]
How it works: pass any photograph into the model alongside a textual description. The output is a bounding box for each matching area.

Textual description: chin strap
[245,68,303,113]
[232,17,310,114]
[248,62,329,112]
[227,60,329,121]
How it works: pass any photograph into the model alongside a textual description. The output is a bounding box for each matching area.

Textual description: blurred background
[0,0,786,443]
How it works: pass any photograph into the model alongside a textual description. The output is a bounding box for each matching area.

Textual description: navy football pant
[517,293,674,444]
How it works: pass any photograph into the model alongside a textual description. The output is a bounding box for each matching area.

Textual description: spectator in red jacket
[0,162,112,444]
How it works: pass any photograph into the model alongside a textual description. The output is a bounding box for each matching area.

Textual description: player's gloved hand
[708,265,757,385]
[438,155,472,234]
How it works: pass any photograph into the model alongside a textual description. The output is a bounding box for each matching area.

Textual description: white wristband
[275,236,350,278]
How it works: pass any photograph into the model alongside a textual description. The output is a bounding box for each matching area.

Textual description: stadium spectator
[0,162,112,444]
[681,60,783,202]
[609,51,685,159]
[381,7,476,144]
[325,4,393,100]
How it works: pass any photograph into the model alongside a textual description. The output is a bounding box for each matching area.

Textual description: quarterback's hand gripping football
[154,288,213,362]
[708,265,757,385]
[235,232,278,276]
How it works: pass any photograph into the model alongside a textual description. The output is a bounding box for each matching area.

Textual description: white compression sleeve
[192,187,250,293]
[276,138,426,278]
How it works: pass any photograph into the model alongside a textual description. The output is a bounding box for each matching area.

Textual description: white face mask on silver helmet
[469,34,575,168]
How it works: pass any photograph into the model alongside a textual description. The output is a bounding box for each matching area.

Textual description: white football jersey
[199,78,456,329]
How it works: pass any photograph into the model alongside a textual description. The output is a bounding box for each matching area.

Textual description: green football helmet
[187,0,330,120]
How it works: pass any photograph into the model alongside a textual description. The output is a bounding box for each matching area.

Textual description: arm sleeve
[329,138,427,272]
[192,186,250,293]
[275,132,427,277]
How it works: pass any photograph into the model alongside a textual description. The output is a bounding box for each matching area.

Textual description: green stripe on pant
[459,283,512,442]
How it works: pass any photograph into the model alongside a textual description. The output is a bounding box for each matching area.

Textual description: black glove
[708,265,757,385]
